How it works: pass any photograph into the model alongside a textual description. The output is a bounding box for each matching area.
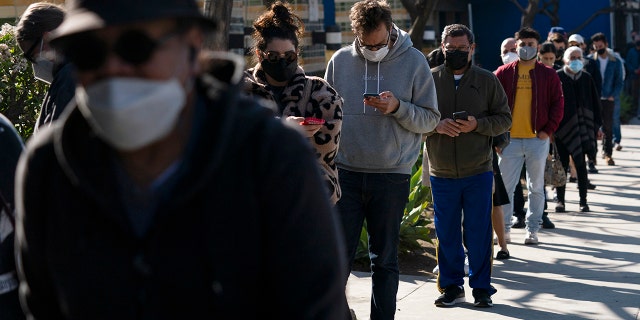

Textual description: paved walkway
[347,123,640,320]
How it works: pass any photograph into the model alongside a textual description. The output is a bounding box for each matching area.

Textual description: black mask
[597,48,606,55]
[556,48,565,59]
[261,58,297,82]
[444,50,469,70]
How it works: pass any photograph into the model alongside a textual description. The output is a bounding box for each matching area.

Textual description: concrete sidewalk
[347,123,640,320]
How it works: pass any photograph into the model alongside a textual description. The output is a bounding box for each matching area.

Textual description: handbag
[544,143,567,187]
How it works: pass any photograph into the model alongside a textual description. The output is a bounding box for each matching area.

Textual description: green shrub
[0,23,47,141]
[620,92,635,124]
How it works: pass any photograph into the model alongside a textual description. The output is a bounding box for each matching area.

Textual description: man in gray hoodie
[324,0,440,318]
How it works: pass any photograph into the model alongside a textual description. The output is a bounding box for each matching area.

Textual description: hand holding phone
[301,117,326,125]
[453,111,469,121]
[363,93,380,99]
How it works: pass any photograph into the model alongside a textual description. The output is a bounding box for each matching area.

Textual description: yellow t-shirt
[511,63,536,138]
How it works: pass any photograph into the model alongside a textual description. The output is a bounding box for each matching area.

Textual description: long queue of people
[0,0,632,320]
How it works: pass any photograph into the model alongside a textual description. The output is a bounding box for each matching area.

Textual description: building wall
[0,0,65,19]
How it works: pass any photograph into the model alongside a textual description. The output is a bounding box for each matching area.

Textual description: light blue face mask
[569,59,584,73]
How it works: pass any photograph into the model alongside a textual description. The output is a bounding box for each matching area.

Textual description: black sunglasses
[261,50,297,64]
[22,37,42,63]
[61,29,179,71]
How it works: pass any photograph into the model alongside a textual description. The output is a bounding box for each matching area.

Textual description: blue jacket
[588,50,624,99]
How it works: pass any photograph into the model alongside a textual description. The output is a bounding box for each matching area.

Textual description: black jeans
[600,99,615,157]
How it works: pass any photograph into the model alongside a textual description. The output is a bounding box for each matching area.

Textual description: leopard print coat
[244,65,343,204]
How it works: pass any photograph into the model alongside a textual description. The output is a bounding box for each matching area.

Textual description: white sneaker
[432,264,439,274]
[524,231,539,245]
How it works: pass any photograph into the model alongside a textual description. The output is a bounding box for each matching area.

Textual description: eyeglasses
[61,29,179,71]
[357,32,390,51]
[444,45,470,52]
[261,50,298,64]
[22,37,42,63]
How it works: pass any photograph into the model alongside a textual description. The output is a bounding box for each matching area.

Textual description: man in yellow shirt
[494,27,564,245]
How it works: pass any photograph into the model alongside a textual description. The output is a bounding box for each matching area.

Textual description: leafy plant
[619,92,635,124]
[354,148,433,265]
[0,23,47,141]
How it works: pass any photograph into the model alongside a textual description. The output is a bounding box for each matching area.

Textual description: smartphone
[363,93,380,99]
[301,117,326,125]
[453,111,469,121]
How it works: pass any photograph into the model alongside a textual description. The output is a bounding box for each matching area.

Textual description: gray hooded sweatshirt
[324,24,440,174]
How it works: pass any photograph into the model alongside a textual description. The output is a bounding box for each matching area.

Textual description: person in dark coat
[0,113,25,320]
[15,2,76,132]
[14,0,349,319]
[554,46,602,212]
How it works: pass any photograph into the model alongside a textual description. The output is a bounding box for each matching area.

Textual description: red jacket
[494,60,564,136]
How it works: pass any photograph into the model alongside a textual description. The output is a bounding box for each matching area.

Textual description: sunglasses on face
[23,37,42,63]
[261,50,297,64]
[61,28,179,71]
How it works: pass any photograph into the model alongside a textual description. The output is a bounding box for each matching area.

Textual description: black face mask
[444,50,469,70]
[597,48,607,55]
[261,58,297,82]
[556,48,565,59]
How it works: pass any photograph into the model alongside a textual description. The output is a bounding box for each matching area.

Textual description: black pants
[600,99,615,157]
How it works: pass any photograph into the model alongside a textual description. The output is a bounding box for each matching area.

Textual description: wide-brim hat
[50,0,216,43]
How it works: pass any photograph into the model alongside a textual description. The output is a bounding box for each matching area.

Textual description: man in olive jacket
[425,24,511,308]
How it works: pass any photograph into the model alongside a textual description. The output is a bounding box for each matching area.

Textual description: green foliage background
[0,22,47,142]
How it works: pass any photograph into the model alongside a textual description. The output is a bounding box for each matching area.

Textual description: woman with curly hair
[244,1,343,205]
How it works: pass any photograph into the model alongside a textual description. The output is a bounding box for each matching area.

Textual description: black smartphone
[453,111,469,121]
[363,93,380,99]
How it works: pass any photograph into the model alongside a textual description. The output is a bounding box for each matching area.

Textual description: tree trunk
[203,0,233,50]
[521,0,539,28]
[407,0,439,51]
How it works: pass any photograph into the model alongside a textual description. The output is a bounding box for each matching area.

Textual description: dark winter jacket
[34,60,76,132]
[0,114,25,320]
[555,67,602,158]
[15,53,348,320]
[426,64,512,178]
[494,60,564,137]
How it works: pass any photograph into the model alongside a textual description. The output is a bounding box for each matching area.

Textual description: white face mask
[76,77,186,151]
[501,52,519,65]
[361,45,389,62]
[32,39,54,84]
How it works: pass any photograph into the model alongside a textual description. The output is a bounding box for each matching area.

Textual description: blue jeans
[498,137,549,234]
[430,171,496,295]
[336,169,409,320]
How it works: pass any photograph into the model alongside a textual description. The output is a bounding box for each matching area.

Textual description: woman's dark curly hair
[252,1,304,58]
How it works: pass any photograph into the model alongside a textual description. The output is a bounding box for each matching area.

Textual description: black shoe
[511,217,525,229]
[588,162,599,174]
[435,285,465,307]
[496,250,510,260]
[569,177,577,183]
[542,215,556,229]
[472,289,493,308]
[587,182,596,190]
[555,202,565,213]
[580,204,590,212]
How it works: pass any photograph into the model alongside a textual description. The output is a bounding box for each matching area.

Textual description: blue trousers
[431,171,496,295]
[337,169,409,320]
